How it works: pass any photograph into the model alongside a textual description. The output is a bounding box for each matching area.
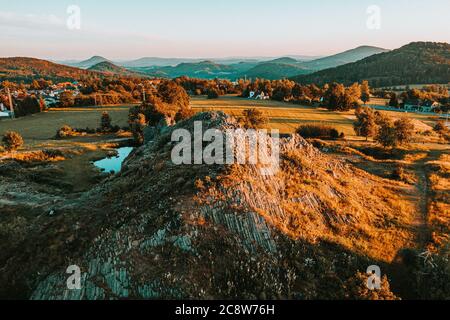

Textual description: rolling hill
[88,61,141,77]
[301,45,389,71]
[71,56,110,69]
[243,61,310,80]
[138,60,237,79]
[0,57,97,83]
[291,42,450,87]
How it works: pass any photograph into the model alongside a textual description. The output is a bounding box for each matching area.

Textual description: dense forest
[291,42,450,87]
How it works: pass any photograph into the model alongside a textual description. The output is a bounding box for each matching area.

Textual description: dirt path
[410,150,442,249]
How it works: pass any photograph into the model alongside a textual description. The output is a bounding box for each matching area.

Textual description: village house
[404,100,440,113]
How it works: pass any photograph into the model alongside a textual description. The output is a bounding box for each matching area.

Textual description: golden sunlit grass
[191,95,441,136]
[427,154,450,251]
[197,141,418,263]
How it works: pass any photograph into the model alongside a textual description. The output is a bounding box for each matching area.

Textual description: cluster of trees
[0,92,45,117]
[322,81,369,111]
[237,79,371,111]
[174,77,238,98]
[128,80,193,144]
[354,107,415,148]
[239,79,324,104]
[59,77,161,108]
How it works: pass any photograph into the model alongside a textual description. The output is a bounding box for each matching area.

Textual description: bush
[240,108,269,129]
[207,88,220,99]
[2,131,24,152]
[391,164,415,184]
[100,112,112,132]
[130,113,147,145]
[175,108,196,122]
[56,125,74,138]
[344,272,399,300]
[296,124,341,140]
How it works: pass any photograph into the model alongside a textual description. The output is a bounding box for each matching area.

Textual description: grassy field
[191,96,358,135]
[0,96,442,148]
[191,95,440,135]
[0,106,131,147]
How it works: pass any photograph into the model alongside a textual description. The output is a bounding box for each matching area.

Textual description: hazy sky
[0,0,448,60]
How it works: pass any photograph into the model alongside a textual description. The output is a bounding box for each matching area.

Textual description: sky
[0,0,448,60]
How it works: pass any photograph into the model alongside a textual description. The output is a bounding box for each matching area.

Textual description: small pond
[94,147,133,174]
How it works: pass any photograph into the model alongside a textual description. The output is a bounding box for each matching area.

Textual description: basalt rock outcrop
[1,112,413,300]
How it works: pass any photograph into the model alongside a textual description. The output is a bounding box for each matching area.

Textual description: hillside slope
[243,61,310,80]
[72,56,110,69]
[0,112,419,299]
[88,61,140,76]
[141,60,237,79]
[302,46,389,71]
[0,57,97,83]
[292,42,450,86]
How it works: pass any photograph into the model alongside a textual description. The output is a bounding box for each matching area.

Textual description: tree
[394,117,415,145]
[100,112,112,132]
[240,109,269,129]
[360,80,371,105]
[389,93,399,108]
[375,115,397,148]
[59,91,75,108]
[354,106,378,140]
[2,131,24,152]
[130,113,147,145]
[207,88,220,99]
[323,83,360,111]
[434,120,448,135]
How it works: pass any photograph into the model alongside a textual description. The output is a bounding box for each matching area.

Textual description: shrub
[130,113,147,145]
[207,88,220,99]
[391,164,415,184]
[56,125,74,138]
[344,272,399,300]
[2,131,24,152]
[100,111,112,132]
[240,108,269,129]
[175,108,196,122]
[434,120,448,135]
[296,124,341,140]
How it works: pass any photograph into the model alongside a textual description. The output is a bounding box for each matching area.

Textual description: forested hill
[291,42,450,87]
[0,57,99,83]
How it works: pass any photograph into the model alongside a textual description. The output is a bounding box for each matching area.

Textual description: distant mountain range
[57,46,388,80]
[1,42,448,87]
[291,42,450,87]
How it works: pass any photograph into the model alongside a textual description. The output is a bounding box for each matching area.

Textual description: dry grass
[197,138,418,263]
[427,154,450,251]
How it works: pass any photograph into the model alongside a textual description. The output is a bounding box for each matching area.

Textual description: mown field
[0,95,442,149]
[191,95,440,135]
[0,106,131,147]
